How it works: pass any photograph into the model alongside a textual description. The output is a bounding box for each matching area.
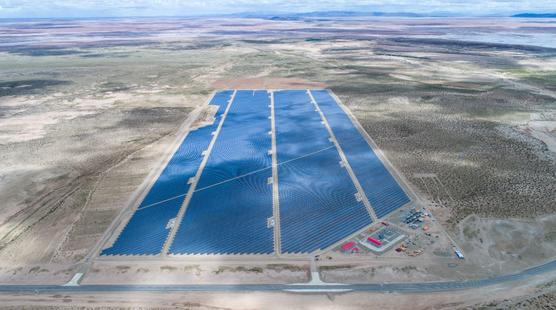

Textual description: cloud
[0,0,555,18]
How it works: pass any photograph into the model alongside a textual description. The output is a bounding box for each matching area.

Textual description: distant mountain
[294,11,423,17]
[512,13,556,18]
[233,11,432,20]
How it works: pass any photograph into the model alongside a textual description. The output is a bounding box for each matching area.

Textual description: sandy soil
[518,114,556,153]
[455,214,556,275]
[82,261,309,285]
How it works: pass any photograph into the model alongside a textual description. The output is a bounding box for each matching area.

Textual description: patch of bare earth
[212,77,325,89]
[82,262,309,285]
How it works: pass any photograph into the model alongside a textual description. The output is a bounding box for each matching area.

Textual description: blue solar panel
[274,90,372,254]
[169,169,273,255]
[278,148,374,254]
[311,90,410,218]
[170,90,274,255]
[197,90,272,189]
[101,90,233,256]
[273,90,332,163]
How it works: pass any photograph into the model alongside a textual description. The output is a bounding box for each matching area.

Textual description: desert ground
[0,269,555,309]
[0,16,555,308]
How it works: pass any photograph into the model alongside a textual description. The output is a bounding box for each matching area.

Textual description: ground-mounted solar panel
[168,168,274,255]
[310,90,411,218]
[277,148,373,253]
[273,90,333,163]
[100,90,233,256]
[274,90,372,254]
[169,90,274,255]
[196,90,272,189]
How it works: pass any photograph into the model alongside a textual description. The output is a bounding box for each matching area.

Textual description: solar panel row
[310,90,410,218]
[101,90,233,256]
[274,90,372,254]
[169,90,274,255]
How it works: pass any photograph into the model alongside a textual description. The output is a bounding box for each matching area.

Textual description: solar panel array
[169,90,274,255]
[274,90,372,254]
[101,90,233,255]
[101,89,410,256]
[310,90,410,218]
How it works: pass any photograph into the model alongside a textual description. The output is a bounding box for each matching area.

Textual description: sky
[0,0,555,18]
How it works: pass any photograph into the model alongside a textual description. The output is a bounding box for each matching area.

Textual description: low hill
[512,13,556,18]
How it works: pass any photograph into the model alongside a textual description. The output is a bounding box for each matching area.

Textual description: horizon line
[0,11,555,20]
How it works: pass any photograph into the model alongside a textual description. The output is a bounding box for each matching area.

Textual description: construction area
[327,207,462,260]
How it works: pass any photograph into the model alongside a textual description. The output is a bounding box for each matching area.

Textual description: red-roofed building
[367,237,382,246]
[341,241,356,252]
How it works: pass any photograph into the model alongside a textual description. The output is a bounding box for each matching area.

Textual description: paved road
[1,259,555,294]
